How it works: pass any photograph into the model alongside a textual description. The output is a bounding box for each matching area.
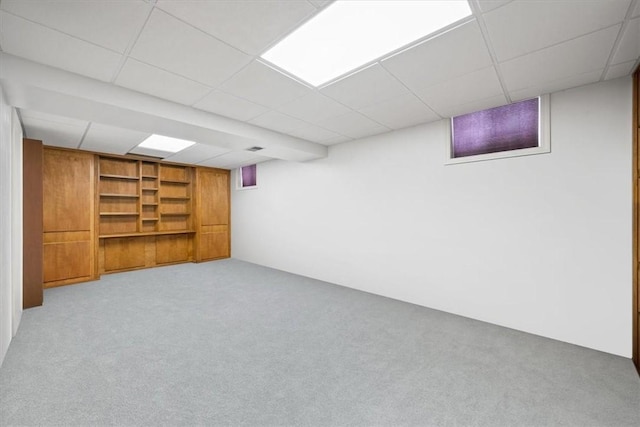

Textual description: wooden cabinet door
[43,148,96,287]
[195,168,230,261]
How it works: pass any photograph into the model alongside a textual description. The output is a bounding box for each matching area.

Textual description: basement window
[447,95,550,164]
[237,164,257,189]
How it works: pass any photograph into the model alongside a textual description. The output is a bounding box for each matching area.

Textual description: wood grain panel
[100,179,138,195]
[99,157,138,177]
[201,225,228,233]
[104,237,146,271]
[43,148,93,232]
[156,234,190,264]
[23,138,43,308]
[145,236,156,267]
[199,232,229,260]
[43,231,92,243]
[43,241,91,283]
[160,164,188,181]
[159,217,190,231]
[199,169,229,225]
[100,216,138,235]
[195,167,230,262]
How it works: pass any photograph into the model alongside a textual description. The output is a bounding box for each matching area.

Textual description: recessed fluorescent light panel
[130,134,196,158]
[261,0,472,87]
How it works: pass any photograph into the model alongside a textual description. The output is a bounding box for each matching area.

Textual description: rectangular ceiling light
[138,135,196,153]
[261,0,472,87]
[130,134,196,158]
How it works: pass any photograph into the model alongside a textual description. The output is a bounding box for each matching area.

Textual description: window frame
[445,94,550,165]
[236,164,258,190]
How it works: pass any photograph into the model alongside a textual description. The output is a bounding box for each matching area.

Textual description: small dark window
[239,164,257,188]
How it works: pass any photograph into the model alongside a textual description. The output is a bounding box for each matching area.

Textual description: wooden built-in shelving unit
[42,147,230,287]
[95,156,200,273]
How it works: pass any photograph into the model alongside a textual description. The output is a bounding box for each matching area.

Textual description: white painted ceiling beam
[0,53,327,162]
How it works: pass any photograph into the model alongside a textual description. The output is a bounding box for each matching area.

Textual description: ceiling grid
[0,0,637,168]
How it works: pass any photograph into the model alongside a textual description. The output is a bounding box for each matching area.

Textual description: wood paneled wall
[23,138,43,307]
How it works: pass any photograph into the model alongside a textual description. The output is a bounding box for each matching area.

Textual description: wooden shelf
[100,174,139,180]
[99,230,196,239]
[99,212,139,216]
[100,193,139,198]
[160,179,190,184]
[98,157,195,249]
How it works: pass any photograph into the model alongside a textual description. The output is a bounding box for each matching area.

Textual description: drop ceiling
[0,0,638,169]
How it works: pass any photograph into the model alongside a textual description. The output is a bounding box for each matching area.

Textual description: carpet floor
[1,259,639,426]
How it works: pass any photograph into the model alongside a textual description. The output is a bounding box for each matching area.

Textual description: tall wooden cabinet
[195,167,230,261]
[41,148,230,285]
[43,148,96,287]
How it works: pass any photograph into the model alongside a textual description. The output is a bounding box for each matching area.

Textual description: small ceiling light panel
[261,0,472,87]
[131,134,196,158]
[138,135,196,153]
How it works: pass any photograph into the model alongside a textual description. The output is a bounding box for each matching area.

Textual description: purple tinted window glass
[452,98,539,158]
[241,164,257,187]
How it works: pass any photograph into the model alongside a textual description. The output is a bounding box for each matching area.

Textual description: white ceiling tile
[20,110,88,127]
[382,21,493,94]
[0,11,122,82]
[277,92,351,123]
[198,151,269,169]
[193,90,269,121]
[484,0,630,61]
[308,0,333,8]
[20,110,88,149]
[604,61,637,81]
[219,61,312,108]
[500,25,619,92]
[321,135,352,146]
[0,0,150,53]
[79,123,150,155]
[163,143,231,165]
[156,0,316,55]
[476,0,513,13]
[286,123,342,143]
[359,93,440,129]
[115,59,212,105]
[612,17,640,65]
[508,70,603,101]
[437,94,508,119]
[317,111,389,139]
[417,67,505,117]
[249,111,309,133]
[321,64,409,110]
[130,9,251,87]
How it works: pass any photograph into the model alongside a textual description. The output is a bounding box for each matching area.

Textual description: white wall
[232,77,633,357]
[0,86,23,367]
[11,108,23,337]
